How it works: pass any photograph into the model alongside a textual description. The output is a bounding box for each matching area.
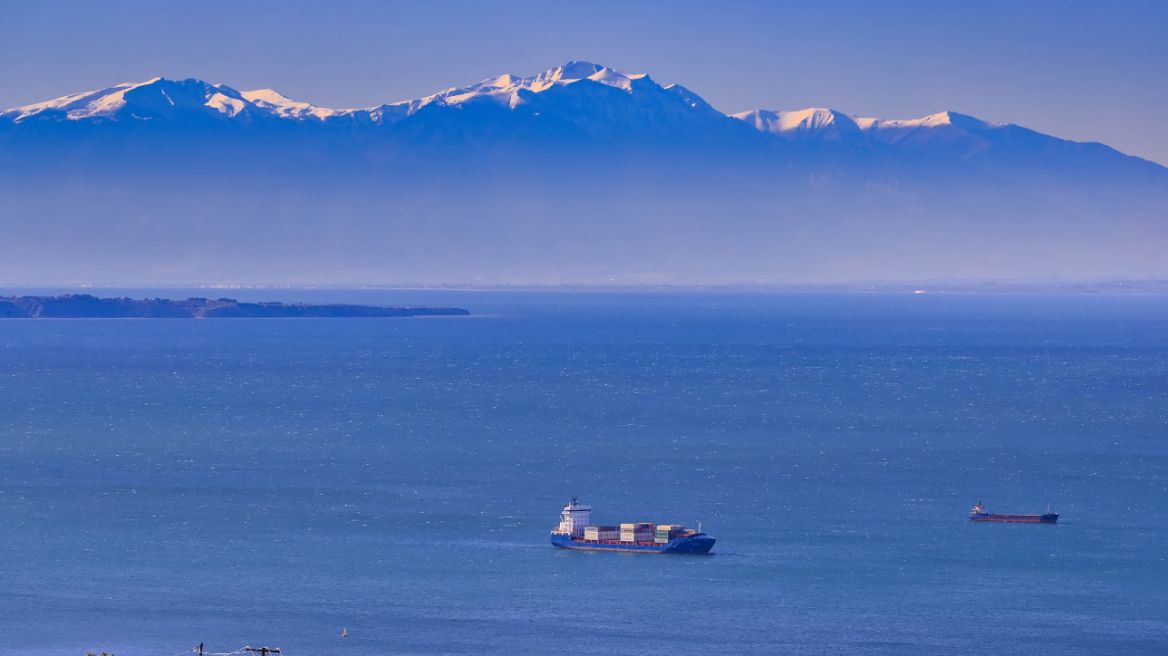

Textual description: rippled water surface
[1,291,1166,655]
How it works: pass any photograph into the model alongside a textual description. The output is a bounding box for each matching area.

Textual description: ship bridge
[556,497,592,537]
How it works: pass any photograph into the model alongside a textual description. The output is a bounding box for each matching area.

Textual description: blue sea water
[1,291,1166,655]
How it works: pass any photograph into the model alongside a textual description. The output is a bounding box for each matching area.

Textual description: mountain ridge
[3,61,1158,168]
[1,61,1166,286]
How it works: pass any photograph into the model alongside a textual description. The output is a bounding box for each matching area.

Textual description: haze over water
[1,291,1165,655]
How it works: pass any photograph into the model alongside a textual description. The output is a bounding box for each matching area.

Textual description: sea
[1,291,1165,655]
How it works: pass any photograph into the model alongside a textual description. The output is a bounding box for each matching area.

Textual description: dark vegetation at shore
[0,295,469,318]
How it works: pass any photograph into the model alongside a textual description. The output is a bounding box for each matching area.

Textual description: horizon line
[5,280,1168,295]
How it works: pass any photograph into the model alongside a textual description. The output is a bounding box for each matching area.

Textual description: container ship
[969,498,1058,523]
[549,498,715,554]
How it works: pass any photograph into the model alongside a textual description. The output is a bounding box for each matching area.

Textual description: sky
[1,0,1166,166]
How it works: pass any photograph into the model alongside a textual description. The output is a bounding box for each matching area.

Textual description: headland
[0,295,469,318]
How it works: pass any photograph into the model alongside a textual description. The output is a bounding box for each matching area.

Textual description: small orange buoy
[342,628,348,638]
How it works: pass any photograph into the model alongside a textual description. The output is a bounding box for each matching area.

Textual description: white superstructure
[555,497,592,537]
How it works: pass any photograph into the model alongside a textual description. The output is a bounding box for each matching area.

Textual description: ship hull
[970,513,1059,524]
[551,532,715,554]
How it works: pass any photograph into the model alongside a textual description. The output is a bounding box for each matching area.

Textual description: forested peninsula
[0,295,469,318]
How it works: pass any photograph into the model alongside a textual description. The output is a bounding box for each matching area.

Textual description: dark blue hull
[551,532,715,554]
[970,513,1059,523]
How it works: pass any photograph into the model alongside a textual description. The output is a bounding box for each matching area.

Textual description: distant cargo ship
[550,498,715,554]
[969,498,1058,524]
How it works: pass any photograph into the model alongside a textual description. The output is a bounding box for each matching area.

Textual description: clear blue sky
[2,0,1165,165]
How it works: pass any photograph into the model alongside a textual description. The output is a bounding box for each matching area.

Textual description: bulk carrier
[549,498,715,554]
[969,498,1059,524]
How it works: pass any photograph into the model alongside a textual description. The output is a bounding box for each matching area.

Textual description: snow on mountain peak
[731,107,1015,153]
[853,111,1001,132]
[0,63,700,130]
[341,62,666,126]
[2,66,1022,151]
[206,92,248,117]
[583,67,637,91]
[241,89,341,120]
[412,61,642,108]
[732,108,862,141]
[553,61,606,82]
[516,61,627,90]
[1,80,145,122]
[0,77,267,123]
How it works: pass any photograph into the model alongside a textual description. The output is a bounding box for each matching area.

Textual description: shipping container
[621,532,654,542]
[656,524,690,542]
[586,526,620,541]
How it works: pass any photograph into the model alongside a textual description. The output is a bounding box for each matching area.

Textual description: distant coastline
[0,295,470,318]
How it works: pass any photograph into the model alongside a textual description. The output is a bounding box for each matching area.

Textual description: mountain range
[2,62,1165,286]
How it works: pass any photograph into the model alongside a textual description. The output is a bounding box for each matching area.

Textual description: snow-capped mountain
[734,108,866,142]
[1,77,274,123]
[1,62,739,135]
[729,107,1090,159]
[3,61,1157,163]
[1,62,1165,286]
[239,89,343,121]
